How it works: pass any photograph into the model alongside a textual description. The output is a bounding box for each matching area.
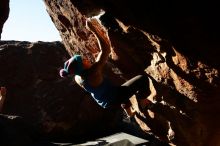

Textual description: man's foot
[124,107,136,118]
[121,103,136,118]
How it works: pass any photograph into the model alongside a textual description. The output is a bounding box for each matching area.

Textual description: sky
[1,0,62,42]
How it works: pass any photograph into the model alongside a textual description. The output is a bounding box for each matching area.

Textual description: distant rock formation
[0,0,9,39]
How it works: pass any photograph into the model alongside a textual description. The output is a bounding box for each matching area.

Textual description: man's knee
[136,90,150,99]
[136,76,158,101]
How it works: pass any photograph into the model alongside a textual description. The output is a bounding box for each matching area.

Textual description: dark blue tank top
[81,77,118,108]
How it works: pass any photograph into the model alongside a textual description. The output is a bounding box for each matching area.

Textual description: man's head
[59,55,83,77]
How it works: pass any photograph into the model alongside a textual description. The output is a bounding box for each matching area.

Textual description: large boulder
[43,1,220,146]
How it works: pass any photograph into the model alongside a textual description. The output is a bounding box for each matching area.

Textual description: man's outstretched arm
[87,18,111,70]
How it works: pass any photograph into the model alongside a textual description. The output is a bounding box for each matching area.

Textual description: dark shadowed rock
[0,114,46,146]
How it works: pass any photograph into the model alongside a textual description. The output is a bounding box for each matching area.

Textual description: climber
[59,19,152,117]
[0,86,6,112]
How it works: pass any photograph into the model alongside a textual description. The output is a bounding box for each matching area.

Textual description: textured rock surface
[43,1,220,146]
[0,0,9,39]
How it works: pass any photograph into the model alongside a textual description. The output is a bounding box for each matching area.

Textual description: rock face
[0,0,220,146]
[0,0,9,39]
[43,1,220,146]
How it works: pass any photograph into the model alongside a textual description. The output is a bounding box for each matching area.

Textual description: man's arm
[87,19,111,70]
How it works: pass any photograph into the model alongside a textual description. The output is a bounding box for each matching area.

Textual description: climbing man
[0,87,6,112]
[59,18,153,117]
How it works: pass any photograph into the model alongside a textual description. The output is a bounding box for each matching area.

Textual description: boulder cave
[0,0,220,146]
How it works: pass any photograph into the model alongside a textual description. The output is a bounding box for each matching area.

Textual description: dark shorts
[108,74,151,107]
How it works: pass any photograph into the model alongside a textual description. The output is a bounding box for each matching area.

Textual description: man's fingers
[87,18,105,35]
